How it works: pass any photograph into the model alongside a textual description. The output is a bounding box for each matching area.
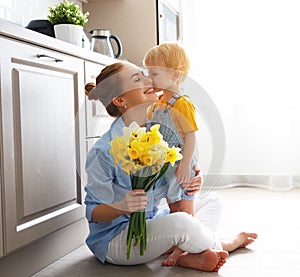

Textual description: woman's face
[119,64,158,109]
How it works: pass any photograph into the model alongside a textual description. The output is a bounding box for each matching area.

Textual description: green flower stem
[126,163,170,260]
[126,214,135,259]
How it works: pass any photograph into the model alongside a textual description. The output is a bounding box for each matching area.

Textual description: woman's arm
[91,189,148,222]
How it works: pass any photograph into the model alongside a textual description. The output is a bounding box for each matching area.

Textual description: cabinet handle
[86,136,101,139]
[36,54,63,62]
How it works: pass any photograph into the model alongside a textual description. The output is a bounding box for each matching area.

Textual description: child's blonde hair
[143,42,190,84]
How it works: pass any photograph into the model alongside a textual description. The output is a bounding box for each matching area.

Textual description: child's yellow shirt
[147,96,199,140]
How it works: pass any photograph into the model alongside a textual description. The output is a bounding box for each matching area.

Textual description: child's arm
[176,131,196,184]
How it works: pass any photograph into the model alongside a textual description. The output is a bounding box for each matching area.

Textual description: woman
[85,61,257,272]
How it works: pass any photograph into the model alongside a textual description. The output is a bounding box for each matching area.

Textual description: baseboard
[202,174,300,191]
[0,218,88,277]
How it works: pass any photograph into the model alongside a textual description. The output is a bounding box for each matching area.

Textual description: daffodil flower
[109,121,182,259]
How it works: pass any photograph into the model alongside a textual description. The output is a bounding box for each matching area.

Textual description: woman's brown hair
[85,62,125,117]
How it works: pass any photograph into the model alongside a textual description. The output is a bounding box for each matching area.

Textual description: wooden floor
[33,187,300,277]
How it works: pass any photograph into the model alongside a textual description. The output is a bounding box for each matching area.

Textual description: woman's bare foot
[162,247,184,266]
[177,249,229,272]
[221,232,258,252]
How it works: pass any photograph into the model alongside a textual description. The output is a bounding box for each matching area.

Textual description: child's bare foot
[177,249,229,272]
[221,232,258,252]
[162,247,184,266]
[161,246,175,256]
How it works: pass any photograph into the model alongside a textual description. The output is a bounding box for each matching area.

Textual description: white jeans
[106,192,222,265]
[194,191,223,232]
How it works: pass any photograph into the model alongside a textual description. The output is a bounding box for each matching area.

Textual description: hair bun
[85,82,96,96]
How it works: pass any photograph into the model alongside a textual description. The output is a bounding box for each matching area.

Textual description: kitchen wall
[0,0,83,27]
[83,0,157,66]
[181,0,300,180]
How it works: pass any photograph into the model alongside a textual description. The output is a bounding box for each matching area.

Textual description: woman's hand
[91,189,148,222]
[121,189,148,214]
[180,166,203,195]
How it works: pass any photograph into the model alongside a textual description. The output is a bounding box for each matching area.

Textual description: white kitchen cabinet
[84,61,114,152]
[0,36,86,254]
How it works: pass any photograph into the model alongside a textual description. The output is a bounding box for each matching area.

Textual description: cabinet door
[84,61,114,151]
[0,37,86,254]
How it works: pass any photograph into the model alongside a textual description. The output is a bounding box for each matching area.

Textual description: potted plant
[48,0,89,46]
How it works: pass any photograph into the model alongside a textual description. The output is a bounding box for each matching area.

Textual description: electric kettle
[90,29,122,58]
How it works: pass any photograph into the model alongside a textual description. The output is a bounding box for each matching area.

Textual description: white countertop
[0,18,115,65]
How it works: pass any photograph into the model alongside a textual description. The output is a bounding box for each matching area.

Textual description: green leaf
[48,0,89,26]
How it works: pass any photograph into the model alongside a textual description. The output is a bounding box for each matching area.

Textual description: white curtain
[180,0,300,190]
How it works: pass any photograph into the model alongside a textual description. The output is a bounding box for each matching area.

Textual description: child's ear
[172,70,181,82]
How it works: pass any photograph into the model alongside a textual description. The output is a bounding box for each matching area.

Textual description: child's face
[147,66,177,92]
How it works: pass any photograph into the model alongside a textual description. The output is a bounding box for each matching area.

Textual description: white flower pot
[54,24,83,46]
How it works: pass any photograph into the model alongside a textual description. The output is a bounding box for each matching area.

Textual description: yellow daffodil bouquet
[110,121,182,259]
